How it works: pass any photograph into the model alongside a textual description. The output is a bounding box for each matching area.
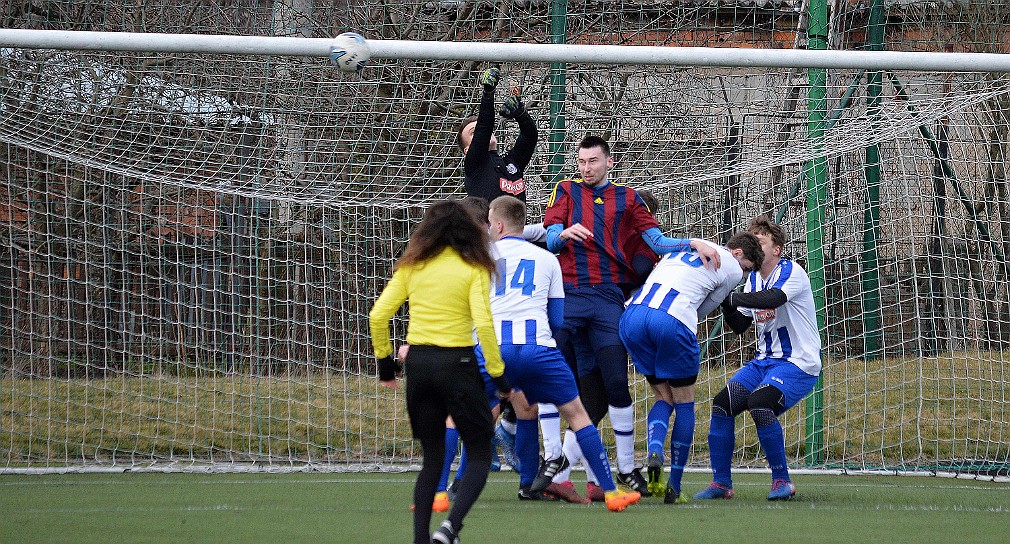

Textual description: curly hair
[748,215,786,248]
[396,199,496,277]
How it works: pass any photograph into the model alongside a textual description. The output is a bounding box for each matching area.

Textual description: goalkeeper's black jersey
[464,89,537,203]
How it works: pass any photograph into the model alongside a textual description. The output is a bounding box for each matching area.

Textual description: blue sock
[575,425,616,491]
[708,414,735,487]
[646,400,673,461]
[438,427,459,492]
[667,402,695,493]
[756,420,790,482]
[515,418,539,487]
[455,445,468,482]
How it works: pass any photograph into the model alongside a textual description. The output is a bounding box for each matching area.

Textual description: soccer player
[693,215,823,502]
[457,65,538,463]
[620,232,764,503]
[486,195,640,512]
[540,135,721,496]
[541,189,661,502]
[457,67,536,203]
[369,200,511,544]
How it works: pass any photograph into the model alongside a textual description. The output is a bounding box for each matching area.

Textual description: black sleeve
[727,288,788,310]
[506,110,538,171]
[464,89,496,176]
[721,303,753,335]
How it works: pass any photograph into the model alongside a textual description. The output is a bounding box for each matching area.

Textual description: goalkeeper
[693,215,823,502]
[456,67,537,203]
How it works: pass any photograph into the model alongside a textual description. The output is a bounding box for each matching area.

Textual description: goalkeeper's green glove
[480,67,500,90]
[377,355,402,382]
[499,96,525,120]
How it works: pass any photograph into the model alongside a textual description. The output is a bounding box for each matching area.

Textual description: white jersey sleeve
[740,258,822,375]
[627,241,743,334]
[490,236,564,348]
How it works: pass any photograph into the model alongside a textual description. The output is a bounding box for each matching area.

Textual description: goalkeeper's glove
[499,95,525,120]
[377,355,402,382]
[721,291,739,310]
[479,67,500,90]
[490,375,512,399]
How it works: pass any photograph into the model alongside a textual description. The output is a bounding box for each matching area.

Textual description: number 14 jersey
[490,236,565,348]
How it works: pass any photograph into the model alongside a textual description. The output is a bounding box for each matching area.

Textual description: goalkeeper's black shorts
[403,345,494,442]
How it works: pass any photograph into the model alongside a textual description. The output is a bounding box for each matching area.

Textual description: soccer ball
[330,32,370,73]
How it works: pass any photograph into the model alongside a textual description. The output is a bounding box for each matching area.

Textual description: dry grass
[2,350,1008,472]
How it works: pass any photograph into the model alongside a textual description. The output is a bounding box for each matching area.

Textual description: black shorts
[404,345,494,442]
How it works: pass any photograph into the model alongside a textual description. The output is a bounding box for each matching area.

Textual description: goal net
[2,0,1009,477]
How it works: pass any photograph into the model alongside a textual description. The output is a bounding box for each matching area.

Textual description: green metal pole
[804,0,828,466]
[862,0,885,359]
[547,0,568,186]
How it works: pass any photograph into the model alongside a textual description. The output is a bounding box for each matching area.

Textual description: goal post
[2,21,1010,479]
[6,28,1010,70]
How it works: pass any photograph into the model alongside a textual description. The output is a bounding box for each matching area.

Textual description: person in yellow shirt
[370,199,511,544]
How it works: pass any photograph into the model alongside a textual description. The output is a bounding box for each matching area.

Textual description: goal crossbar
[3,29,1010,71]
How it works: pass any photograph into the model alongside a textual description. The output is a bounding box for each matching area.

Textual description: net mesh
[1,0,1009,476]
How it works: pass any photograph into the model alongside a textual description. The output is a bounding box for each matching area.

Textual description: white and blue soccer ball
[330,32,370,72]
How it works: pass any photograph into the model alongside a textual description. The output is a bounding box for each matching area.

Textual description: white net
[2,0,1010,477]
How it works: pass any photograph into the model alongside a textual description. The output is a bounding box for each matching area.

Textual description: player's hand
[499,95,525,119]
[560,223,593,243]
[377,355,402,384]
[491,375,512,400]
[479,67,500,90]
[692,239,722,271]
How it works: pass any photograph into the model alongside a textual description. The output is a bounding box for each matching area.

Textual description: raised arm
[463,68,500,176]
[502,95,538,170]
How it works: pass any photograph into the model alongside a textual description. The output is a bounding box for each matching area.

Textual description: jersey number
[496,258,536,296]
[679,252,704,268]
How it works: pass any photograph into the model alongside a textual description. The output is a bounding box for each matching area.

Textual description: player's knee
[747,384,786,427]
[602,371,632,407]
[711,387,732,417]
[727,380,751,416]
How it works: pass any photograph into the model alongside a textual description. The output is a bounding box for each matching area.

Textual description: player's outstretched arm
[724,288,788,310]
[501,95,538,169]
[522,222,547,243]
[464,68,500,173]
[641,227,692,255]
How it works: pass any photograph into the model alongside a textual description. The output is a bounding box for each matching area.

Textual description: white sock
[609,404,636,474]
[538,403,562,459]
[557,429,579,483]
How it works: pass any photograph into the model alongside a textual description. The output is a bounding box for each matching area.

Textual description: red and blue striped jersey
[544,179,659,288]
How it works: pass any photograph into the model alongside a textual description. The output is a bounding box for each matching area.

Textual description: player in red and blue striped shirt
[541,135,720,495]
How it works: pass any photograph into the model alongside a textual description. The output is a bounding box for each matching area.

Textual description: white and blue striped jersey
[490,236,565,347]
[627,241,743,334]
[739,258,822,376]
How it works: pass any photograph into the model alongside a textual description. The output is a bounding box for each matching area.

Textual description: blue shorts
[499,344,580,406]
[472,345,502,410]
[730,357,818,410]
[561,284,626,376]
[619,304,699,380]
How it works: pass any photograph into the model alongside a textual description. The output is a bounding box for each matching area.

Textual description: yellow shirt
[369,247,505,378]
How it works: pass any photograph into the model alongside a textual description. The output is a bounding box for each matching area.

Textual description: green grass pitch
[2,471,1007,543]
